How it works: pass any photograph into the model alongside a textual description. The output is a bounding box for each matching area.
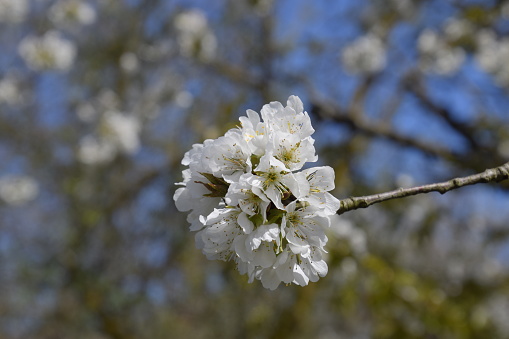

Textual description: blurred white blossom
[98,89,120,110]
[417,29,465,75]
[0,0,28,23]
[0,74,22,105]
[78,136,116,165]
[175,9,208,34]
[120,52,139,74]
[174,9,217,61]
[330,216,367,255]
[102,111,141,154]
[443,18,474,41]
[175,91,193,108]
[0,175,38,206]
[484,295,509,336]
[475,29,509,87]
[497,139,509,158]
[76,103,97,122]
[341,34,386,74]
[49,0,96,26]
[18,31,76,71]
[78,112,141,165]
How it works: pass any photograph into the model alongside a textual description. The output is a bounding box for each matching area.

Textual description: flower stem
[338,162,509,215]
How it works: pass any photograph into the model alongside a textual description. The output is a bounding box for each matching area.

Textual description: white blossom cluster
[341,33,387,74]
[18,31,76,71]
[0,175,38,206]
[417,28,465,75]
[174,9,217,61]
[49,0,96,27]
[0,73,22,105]
[78,111,141,165]
[174,96,340,290]
[0,0,28,24]
[475,29,509,87]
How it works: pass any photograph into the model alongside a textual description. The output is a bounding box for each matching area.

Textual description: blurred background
[1,0,509,338]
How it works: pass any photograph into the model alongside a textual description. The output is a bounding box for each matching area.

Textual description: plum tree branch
[338,162,509,215]
[310,99,462,162]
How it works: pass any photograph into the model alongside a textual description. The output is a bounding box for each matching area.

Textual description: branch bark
[338,162,509,215]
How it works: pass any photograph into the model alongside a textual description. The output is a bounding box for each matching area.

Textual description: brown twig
[338,162,509,215]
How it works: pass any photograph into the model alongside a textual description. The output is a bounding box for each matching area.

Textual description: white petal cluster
[341,34,386,74]
[49,0,97,27]
[174,9,217,61]
[475,29,509,87]
[18,31,76,71]
[0,175,38,206]
[78,111,141,165]
[417,29,465,75]
[0,73,22,105]
[0,0,28,24]
[174,96,340,290]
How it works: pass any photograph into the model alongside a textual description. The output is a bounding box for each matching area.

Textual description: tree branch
[403,72,479,150]
[338,162,509,215]
[310,100,461,162]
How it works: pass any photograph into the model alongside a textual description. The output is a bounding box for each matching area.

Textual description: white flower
[226,176,271,220]
[239,109,269,156]
[78,111,141,165]
[181,141,214,174]
[342,34,386,74]
[174,10,208,34]
[444,18,473,41]
[475,30,509,87]
[249,155,307,209]
[258,249,310,289]
[299,166,340,217]
[0,0,28,24]
[260,96,315,139]
[102,111,140,154]
[174,95,340,289]
[0,175,38,206]
[237,223,279,269]
[49,0,96,27]
[18,31,76,71]
[0,74,22,105]
[417,29,465,75]
[196,208,250,261]
[202,131,252,183]
[77,135,116,165]
[120,52,139,74]
[174,9,217,61]
[282,201,329,259]
[268,132,317,171]
[174,174,222,230]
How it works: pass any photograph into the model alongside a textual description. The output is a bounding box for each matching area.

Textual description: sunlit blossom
[174,96,340,289]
